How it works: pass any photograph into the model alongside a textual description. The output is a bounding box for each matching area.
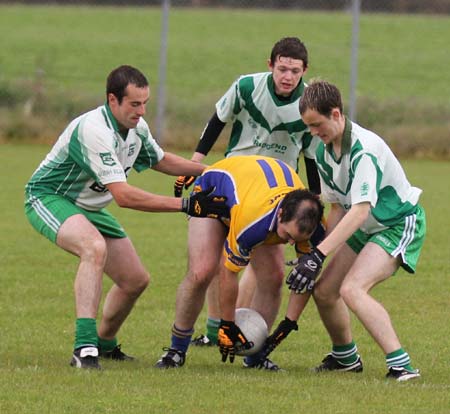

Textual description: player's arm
[286,202,370,294]
[218,265,252,363]
[152,152,206,177]
[285,290,311,322]
[174,112,226,196]
[195,112,226,158]
[107,182,183,212]
[219,266,240,321]
[262,204,345,357]
[106,181,228,218]
[317,202,370,256]
[324,203,346,236]
[304,157,321,195]
[260,274,312,360]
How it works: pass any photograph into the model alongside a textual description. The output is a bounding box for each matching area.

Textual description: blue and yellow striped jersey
[194,155,306,272]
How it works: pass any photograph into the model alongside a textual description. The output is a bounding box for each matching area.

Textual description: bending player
[155,155,324,370]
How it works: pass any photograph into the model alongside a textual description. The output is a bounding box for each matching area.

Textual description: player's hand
[218,320,253,363]
[174,175,196,197]
[286,247,326,293]
[261,317,298,358]
[181,186,228,218]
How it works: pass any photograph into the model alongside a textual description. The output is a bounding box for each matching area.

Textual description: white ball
[234,308,268,356]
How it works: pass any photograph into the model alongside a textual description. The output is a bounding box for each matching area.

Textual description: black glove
[218,320,253,363]
[286,247,326,293]
[174,175,196,197]
[260,317,298,359]
[181,186,228,218]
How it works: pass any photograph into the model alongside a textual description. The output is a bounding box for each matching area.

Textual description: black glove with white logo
[286,247,326,293]
[181,186,228,218]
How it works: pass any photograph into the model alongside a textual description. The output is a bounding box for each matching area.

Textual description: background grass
[0,5,449,156]
[1,144,449,413]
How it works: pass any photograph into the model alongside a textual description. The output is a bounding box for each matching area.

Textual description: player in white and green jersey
[24,65,228,370]
[170,38,323,371]
[26,103,165,214]
[215,70,317,168]
[285,80,426,381]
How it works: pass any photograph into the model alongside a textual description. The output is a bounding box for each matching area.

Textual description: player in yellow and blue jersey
[175,37,322,352]
[155,155,324,369]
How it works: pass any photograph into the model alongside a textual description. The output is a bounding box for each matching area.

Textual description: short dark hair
[299,80,343,117]
[270,37,308,68]
[106,65,148,104]
[279,189,324,235]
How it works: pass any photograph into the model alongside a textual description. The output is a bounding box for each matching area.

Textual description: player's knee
[313,282,339,306]
[339,281,359,309]
[186,267,215,289]
[128,270,150,296]
[81,237,108,266]
[136,270,150,293]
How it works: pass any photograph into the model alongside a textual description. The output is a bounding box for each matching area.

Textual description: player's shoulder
[81,105,111,129]
[351,121,387,153]
[234,72,270,99]
[236,72,269,87]
[59,106,102,141]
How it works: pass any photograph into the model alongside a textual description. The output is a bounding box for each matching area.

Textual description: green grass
[1,144,449,413]
[1,5,449,101]
[0,5,449,156]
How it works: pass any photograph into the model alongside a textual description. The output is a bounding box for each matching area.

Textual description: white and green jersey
[216,72,318,170]
[25,104,164,211]
[316,117,422,234]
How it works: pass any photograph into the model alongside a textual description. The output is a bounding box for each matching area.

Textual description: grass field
[1,5,449,155]
[1,144,449,413]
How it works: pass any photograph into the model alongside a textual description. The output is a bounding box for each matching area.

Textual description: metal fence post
[156,0,170,143]
[349,0,360,121]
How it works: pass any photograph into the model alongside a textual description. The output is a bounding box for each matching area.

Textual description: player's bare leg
[339,242,402,353]
[195,273,221,345]
[197,240,262,346]
[56,214,107,368]
[156,218,227,368]
[56,214,106,319]
[205,276,221,319]
[313,243,357,345]
[249,244,285,330]
[311,243,363,372]
[341,244,422,380]
[241,245,285,370]
[174,218,227,331]
[98,237,149,340]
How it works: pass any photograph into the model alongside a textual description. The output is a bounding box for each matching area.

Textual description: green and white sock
[206,317,220,345]
[386,348,413,371]
[74,318,98,350]
[332,341,359,366]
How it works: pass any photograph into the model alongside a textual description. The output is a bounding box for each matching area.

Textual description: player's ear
[267,58,273,71]
[277,207,283,220]
[331,108,341,120]
[107,93,118,106]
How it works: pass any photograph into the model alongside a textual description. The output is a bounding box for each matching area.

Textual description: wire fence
[5,0,450,12]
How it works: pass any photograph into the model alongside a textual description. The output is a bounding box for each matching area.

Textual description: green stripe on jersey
[134,129,161,172]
